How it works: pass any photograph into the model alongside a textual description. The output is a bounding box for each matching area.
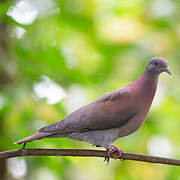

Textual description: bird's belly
[68,128,120,149]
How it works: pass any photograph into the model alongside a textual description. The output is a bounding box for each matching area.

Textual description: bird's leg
[22,142,26,149]
[104,145,124,163]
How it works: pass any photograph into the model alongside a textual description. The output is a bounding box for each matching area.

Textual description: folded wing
[39,88,137,133]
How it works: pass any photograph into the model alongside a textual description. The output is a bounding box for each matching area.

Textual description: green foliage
[0,0,180,179]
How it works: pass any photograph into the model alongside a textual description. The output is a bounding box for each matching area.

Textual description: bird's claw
[104,145,124,164]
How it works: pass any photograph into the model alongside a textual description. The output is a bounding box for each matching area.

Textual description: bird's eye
[154,62,158,66]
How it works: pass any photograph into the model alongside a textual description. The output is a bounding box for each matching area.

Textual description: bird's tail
[14,132,53,145]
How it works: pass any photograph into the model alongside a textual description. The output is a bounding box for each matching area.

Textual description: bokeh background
[0,0,180,179]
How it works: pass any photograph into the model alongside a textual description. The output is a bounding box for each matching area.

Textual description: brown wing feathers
[39,88,137,133]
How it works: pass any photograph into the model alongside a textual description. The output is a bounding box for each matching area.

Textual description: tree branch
[0,148,179,166]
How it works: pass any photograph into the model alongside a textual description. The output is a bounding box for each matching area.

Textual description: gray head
[146,57,172,75]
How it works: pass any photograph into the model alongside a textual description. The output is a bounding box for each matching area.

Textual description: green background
[0,0,180,179]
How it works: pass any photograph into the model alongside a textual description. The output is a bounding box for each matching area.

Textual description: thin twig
[0,148,179,166]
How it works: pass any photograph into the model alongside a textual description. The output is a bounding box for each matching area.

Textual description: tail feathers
[14,132,52,145]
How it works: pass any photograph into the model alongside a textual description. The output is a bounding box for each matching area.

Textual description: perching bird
[15,57,172,162]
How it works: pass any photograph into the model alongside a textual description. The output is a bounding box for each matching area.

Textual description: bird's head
[146,57,172,75]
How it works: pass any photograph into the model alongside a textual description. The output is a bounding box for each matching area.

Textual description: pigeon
[15,57,172,162]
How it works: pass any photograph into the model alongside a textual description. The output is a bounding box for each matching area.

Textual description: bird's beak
[164,68,172,75]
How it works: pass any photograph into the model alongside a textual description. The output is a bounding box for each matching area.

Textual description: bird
[15,57,172,162]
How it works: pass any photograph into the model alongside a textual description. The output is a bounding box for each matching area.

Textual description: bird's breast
[117,112,146,138]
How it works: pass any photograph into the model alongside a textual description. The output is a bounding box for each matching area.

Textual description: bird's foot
[104,145,124,164]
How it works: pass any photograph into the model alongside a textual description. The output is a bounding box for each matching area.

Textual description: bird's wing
[39,88,137,133]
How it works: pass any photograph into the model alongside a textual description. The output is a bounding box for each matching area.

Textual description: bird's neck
[128,70,159,106]
[136,70,159,90]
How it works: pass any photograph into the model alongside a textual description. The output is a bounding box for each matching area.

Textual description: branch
[0,148,180,166]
